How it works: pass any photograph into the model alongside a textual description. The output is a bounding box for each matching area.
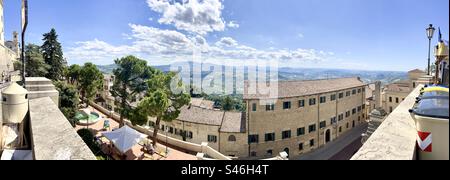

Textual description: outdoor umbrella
[102,126,147,154]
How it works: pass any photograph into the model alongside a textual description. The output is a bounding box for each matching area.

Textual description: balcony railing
[351,85,424,160]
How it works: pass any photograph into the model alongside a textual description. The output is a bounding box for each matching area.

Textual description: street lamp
[426,24,436,75]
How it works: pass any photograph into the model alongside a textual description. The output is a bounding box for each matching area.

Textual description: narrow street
[294,123,368,160]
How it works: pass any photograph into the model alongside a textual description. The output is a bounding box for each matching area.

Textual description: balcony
[351,85,424,160]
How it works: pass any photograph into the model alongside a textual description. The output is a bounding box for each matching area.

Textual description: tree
[79,63,104,108]
[41,28,66,81]
[222,96,234,111]
[132,71,191,147]
[54,81,80,127]
[111,56,153,127]
[67,64,82,85]
[13,44,49,77]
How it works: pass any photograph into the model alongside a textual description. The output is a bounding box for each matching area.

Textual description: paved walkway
[293,123,368,160]
[75,106,197,160]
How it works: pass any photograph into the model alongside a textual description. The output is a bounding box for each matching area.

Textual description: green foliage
[77,129,104,157]
[67,64,82,84]
[222,96,233,111]
[111,55,154,127]
[13,44,50,77]
[204,94,246,112]
[79,63,104,107]
[54,81,80,127]
[133,71,191,146]
[42,28,66,81]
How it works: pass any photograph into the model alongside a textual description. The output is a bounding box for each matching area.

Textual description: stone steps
[25,84,56,92]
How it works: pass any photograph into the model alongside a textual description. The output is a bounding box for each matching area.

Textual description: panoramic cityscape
[0,0,448,164]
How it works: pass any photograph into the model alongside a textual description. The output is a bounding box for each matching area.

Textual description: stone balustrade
[351,85,424,160]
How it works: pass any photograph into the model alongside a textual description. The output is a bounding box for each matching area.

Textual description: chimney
[375,81,382,109]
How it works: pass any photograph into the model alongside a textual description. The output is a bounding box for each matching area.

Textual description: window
[389,97,393,102]
[358,106,362,112]
[250,152,257,157]
[353,121,356,128]
[310,139,315,147]
[299,143,304,151]
[282,130,292,139]
[362,104,366,109]
[331,117,337,125]
[228,135,236,142]
[265,133,275,142]
[396,98,399,103]
[346,91,351,97]
[346,111,351,117]
[358,89,362,93]
[149,121,155,128]
[208,135,217,143]
[297,127,305,136]
[331,94,336,101]
[169,127,174,134]
[309,124,317,133]
[283,101,292,110]
[352,108,357,115]
[267,150,273,156]
[390,106,393,113]
[252,103,257,112]
[339,93,344,99]
[352,89,357,95]
[266,103,275,111]
[248,135,259,144]
[320,121,326,129]
[346,123,349,129]
[187,132,193,139]
[299,100,305,108]
[320,96,326,103]
[339,127,342,133]
[338,114,344,121]
[309,98,316,106]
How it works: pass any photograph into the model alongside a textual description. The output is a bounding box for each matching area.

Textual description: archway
[325,129,331,143]
[283,148,290,158]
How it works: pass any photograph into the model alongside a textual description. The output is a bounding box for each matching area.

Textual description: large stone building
[0,0,19,81]
[96,74,116,111]
[381,69,426,114]
[101,77,368,159]
[244,78,367,158]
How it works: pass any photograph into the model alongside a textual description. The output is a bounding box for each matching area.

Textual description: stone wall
[351,85,423,160]
[29,97,96,160]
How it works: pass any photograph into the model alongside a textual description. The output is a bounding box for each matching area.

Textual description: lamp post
[426,24,436,75]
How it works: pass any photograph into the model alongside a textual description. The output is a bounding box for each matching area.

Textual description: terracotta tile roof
[384,84,412,93]
[244,77,366,99]
[220,112,246,133]
[177,106,224,126]
[190,98,215,109]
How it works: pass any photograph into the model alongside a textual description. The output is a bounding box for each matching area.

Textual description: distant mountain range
[97,62,407,85]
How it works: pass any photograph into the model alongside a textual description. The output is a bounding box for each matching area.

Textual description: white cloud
[147,0,226,35]
[68,24,334,67]
[297,33,304,39]
[215,37,238,47]
[227,21,240,29]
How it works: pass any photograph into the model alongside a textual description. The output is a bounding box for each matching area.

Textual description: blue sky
[3,0,449,71]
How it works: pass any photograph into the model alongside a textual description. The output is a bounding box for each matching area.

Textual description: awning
[102,126,147,154]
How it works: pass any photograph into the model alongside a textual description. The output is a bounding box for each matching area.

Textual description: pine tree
[41,28,66,81]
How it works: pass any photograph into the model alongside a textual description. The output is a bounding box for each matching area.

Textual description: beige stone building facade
[101,77,369,159]
[244,78,367,158]
[145,98,247,157]
[381,69,426,114]
[96,74,116,111]
[0,0,19,80]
